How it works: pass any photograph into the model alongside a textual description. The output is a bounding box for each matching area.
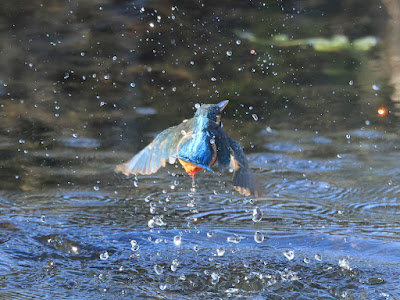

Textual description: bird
[115,100,263,197]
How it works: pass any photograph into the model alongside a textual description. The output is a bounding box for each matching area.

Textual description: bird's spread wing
[115,120,193,176]
[228,137,263,197]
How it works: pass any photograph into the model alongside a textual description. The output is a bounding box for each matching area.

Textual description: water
[1,0,400,299]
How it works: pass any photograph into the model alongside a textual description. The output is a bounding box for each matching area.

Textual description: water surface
[0,0,399,298]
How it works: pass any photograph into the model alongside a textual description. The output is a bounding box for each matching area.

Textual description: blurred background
[0,0,399,298]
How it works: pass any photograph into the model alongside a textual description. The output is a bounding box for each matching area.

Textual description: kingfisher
[115,100,263,197]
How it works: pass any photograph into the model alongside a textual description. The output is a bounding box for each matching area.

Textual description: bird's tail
[231,158,263,197]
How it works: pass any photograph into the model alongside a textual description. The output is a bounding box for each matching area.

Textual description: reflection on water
[0,0,400,298]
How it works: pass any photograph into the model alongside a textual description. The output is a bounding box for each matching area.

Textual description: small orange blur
[377,107,387,116]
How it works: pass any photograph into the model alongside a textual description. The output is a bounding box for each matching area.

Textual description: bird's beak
[218,100,229,111]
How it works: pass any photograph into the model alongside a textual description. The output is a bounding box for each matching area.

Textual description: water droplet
[99,251,109,260]
[181,130,186,135]
[171,259,179,272]
[149,23,155,28]
[315,254,322,261]
[154,216,165,226]
[130,82,136,88]
[93,186,99,191]
[252,114,258,121]
[173,235,181,246]
[40,215,46,222]
[159,283,167,290]
[130,240,139,251]
[372,84,380,91]
[80,52,85,57]
[210,138,215,144]
[226,50,232,57]
[252,207,263,222]
[211,272,220,285]
[19,139,25,144]
[236,40,241,45]
[254,231,264,243]
[193,245,199,252]
[303,257,310,264]
[338,258,350,270]
[207,231,214,238]
[104,74,110,80]
[283,250,294,261]
[217,247,225,256]
[195,103,200,109]
[154,264,163,275]
[346,134,351,139]
[112,55,117,61]
[227,234,243,243]
[349,80,353,86]
[211,77,217,82]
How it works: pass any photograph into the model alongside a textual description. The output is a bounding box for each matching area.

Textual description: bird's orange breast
[178,159,204,177]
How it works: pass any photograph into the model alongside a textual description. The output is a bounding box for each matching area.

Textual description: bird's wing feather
[228,137,263,197]
[210,125,231,170]
[115,120,193,175]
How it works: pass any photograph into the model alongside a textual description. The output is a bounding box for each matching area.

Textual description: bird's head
[194,100,229,125]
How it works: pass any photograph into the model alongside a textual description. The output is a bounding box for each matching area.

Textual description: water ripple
[270,179,357,202]
[250,153,353,173]
[60,191,113,206]
[62,137,101,148]
[264,141,303,153]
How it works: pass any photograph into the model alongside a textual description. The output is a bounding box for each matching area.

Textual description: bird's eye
[216,115,221,124]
